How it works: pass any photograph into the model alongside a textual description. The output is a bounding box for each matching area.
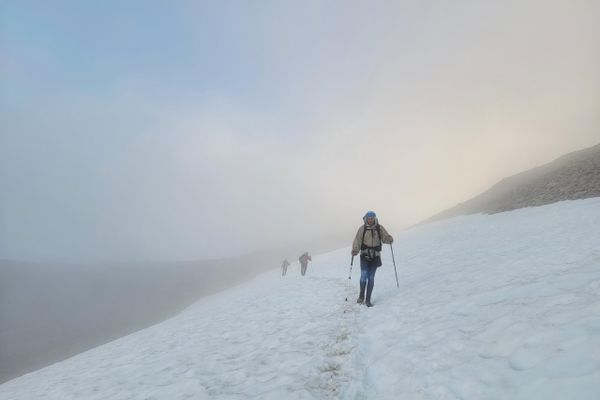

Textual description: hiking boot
[366,286,373,307]
[357,284,366,304]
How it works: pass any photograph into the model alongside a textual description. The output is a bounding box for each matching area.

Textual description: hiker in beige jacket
[351,211,393,306]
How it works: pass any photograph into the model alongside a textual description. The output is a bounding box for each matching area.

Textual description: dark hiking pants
[359,257,378,297]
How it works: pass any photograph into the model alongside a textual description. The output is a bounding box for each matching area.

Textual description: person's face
[366,216,375,225]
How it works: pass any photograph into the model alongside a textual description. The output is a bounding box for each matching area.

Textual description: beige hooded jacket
[352,217,393,259]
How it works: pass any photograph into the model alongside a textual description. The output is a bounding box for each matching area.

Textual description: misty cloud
[1,0,599,262]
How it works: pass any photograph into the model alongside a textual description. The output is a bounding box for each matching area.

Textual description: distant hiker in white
[281,259,290,276]
[298,252,311,276]
[351,211,393,307]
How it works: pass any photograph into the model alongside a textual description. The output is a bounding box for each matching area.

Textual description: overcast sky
[1,0,599,263]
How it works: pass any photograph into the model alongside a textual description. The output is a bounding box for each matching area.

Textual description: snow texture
[2,198,600,399]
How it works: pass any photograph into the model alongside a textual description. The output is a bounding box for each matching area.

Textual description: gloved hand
[388,236,394,244]
[351,250,359,256]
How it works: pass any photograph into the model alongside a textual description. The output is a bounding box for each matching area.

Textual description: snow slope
[2,198,600,399]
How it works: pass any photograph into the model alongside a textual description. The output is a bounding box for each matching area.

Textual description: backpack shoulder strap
[361,224,383,250]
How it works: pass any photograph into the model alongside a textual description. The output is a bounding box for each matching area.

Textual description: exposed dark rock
[425,143,600,223]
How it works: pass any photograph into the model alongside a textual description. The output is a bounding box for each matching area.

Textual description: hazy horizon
[2,0,599,263]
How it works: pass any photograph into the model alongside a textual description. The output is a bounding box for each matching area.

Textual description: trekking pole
[390,244,399,288]
[345,255,354,302]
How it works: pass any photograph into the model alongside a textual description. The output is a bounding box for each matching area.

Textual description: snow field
[344,198,600,399]
[1,198,600,399]
[0,248,366,400]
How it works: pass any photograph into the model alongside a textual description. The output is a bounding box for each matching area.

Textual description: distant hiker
[299,252,312,276]
[351,211,393,307]
[281,259,290,276]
